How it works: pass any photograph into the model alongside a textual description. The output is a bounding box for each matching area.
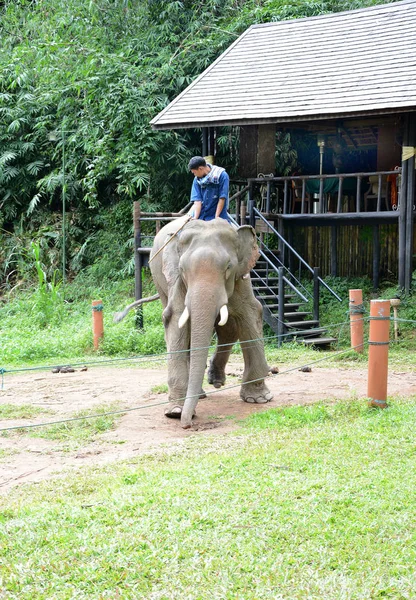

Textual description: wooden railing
[240,169,402,216]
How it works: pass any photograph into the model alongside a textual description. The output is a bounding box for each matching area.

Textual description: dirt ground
[1,361,416,493]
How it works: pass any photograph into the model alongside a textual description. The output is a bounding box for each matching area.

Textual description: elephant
[115,216,273,428]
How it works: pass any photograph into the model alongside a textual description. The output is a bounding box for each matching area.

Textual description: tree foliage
[0,0,397,284]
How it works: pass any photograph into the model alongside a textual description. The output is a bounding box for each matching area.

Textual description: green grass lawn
[1,397,416,599]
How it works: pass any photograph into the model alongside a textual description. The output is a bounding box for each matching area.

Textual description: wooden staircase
[251,252,337,348]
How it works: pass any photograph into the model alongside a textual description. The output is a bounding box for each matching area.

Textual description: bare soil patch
[1,361,415,493]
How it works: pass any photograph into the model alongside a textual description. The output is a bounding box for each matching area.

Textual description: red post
[92,299,104,350]
[367,299,390,409]
[349,289,364,353]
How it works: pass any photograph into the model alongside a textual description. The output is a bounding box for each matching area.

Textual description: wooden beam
[257,124,276,175]
[398,115,409,290]
[404,113,416,292]
[239,125,258,178]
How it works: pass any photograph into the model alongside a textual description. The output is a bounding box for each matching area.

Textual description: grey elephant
[115,216,272,428]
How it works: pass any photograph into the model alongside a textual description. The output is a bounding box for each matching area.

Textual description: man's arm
[215,197,225,218]
[190,178,202,219]
[217,171,229,217]
[193,201,202,219]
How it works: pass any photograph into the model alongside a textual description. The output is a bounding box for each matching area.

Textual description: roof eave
[151,106,416,130]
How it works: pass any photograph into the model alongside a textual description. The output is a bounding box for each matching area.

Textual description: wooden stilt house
[145,0,416,344]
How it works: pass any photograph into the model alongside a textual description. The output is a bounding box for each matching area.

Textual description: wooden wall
[289,223,415,278]
[239,124,276,178]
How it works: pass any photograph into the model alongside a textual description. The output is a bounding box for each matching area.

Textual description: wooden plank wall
[292,224,414,278]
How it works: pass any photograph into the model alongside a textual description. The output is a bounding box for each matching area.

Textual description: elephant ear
[236,225,260,278]
[162,234,180,287]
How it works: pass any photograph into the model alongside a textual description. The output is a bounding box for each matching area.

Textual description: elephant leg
[208,317,238,388]
[163,309,190,416]
[231,288,273,404]
[162,311,206,418]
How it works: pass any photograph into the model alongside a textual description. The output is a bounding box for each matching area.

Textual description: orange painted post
[349,289,364,353]
[92,300,104,350]
[367,299,390,409]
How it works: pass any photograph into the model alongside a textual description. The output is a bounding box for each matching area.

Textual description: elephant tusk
[178,306,190,329]
[218,304,228,326]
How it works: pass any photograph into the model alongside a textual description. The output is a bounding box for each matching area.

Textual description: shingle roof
[150,0,416,130]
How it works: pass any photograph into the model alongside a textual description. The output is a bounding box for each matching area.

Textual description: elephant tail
[113,294,160,323]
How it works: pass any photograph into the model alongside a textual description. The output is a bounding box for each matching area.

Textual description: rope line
[0,317,362,379]
[349,302,366,315]
[0,342,367,434]
[1,315,413,389]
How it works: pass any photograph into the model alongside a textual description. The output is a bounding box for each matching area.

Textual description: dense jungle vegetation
[0,0,399,286]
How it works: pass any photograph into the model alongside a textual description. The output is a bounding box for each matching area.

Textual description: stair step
[253,287,295,297]
[303,337,337,346]
[251,277,279,283]
[257,294,305,306]
[262,302,302,314]
[301,328,328,338]
[260,301,303,309]
[283,320,319,329]
[253,286,293,294]
[255,269,279,275]
[282,311,310,320]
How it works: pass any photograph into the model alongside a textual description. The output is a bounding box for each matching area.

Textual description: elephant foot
[207,366,226,389]
[164,404,197,420]
[240,381,273,404]
[164,405,183,419]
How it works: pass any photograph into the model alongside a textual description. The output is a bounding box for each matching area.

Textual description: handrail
[248,169,401,184]
[256,246,311,301]
[254,209,313,273]
[248,169,402,217]
[230,213,310,304]
[178,202,193,214]
[254,208,342,302]
[230,209,313,302]
[229,185,249,202]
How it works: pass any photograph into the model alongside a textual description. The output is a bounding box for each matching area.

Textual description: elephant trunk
[181,291,224,429]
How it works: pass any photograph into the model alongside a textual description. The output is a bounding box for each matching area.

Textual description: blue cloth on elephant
[190,164,230,221]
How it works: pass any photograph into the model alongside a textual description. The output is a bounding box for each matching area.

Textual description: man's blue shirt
[190,167,230,221]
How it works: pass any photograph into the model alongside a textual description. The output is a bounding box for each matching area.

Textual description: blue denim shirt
[190,166,230,221]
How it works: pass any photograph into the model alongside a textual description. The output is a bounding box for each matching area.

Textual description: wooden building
[151,0,416,291]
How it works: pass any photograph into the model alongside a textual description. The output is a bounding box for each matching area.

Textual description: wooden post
[372,225,380,290]
[277,267,285,347]
[133,201,143,329]
[313,267,320,324]
[398,115,409,290]
[349,289,364,353]
[202,128,208,157]
[404,113,416,293]
[92,300,104,350]
[367,299,390,408]
[240,201,246,225]
[330,225,337,276]
[288,227,294,274]
[390,298,400,341]
[248,183,255,229]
